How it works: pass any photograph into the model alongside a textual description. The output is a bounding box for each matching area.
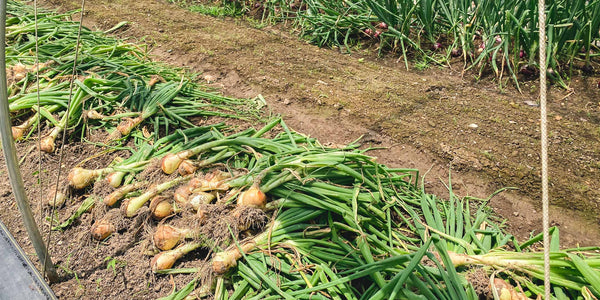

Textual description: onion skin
[40,135,56,153]
[173,178,203,205]
[117,116,143,136]
[104,182,144,206]
[150,250,178,271]
[188,191,215,210]
[178,159,197,176]
[491,278,529,300]
[86,110,105,120]
[124,175,191,217]
[11,126,26,140]
[195,170,232,192]
[91,219,115,241]
[160,152,189,175]
[149,196,177,220]
[68,167,103,190]
[151,243,201,272]
[46,186,67,208]
[153,225,190,251]
[237,185,266,208]
[105,171,126,188]
[212,242,256,275]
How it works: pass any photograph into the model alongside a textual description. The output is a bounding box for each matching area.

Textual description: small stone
[203,74,217,83]
[428,120,436,128]
[282,99,291,105]
[513,211,519,217]
[468,123,478,129]
[523,100,539,107]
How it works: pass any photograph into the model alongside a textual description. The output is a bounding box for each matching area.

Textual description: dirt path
[35,0,600,247]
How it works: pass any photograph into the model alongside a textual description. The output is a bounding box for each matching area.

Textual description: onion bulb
[40,135,56,153]
[117,116,143,136]
[153,225,190,251]
[68,167,104,189]
[11,126,26,140]
[188,191,215,210]
[151,243,201,272]
[161,152,190,175]
[149,196,178,220]
[195,170,232,192]
[91,218,115,241]
[46,186,67,208]
[490,278,528,300]
[86,110,105,120]
[104,182,144,206]
[212,242,256,275]
[237,184,266,208]
[11,63,27,81]
[148,75,162,87]
[178,159,197,176]
[105,171,126,188]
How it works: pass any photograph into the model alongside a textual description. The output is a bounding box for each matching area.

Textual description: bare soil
[0,0,598,298]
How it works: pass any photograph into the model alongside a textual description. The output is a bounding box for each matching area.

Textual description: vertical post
[537,0,551,299]
[0,0,59,283]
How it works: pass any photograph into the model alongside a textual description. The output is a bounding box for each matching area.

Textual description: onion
[477,43,485,54]
[376,22,388,29]
[46,186,67,208]
[11,126,26,140]
[433,42,442,50]
[149,196,178,220]
[212,251,237,275]
[161,152,189,175]
[86,110,105,120]
[519,49,526,58]
[153,225,190,251]
[11,63,27,81]
[188,191,215,210]
[40,135,56,153]
[451,48,462,57]
[173,178,203,205]
[117,116,143,136]
[104,182,144,206]
[68,167,104,189]
[173,184,192,205]
[105,171,126,188]
[91,218,115,241]
[148,75,162,87]
[124,175,191,217]
[212,242,256,275]
[198,170,232,191]
[151,243,201,272]
[373,30,382,38]
[178,159,197,176]
[364,28,373,36]
[237,184,266,208]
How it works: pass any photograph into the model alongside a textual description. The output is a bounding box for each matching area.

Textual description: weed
[105,256,127,276]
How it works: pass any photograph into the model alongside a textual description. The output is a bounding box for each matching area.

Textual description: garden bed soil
[0,0,598,298]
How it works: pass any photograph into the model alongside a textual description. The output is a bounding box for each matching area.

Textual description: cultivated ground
[0,0,599,298]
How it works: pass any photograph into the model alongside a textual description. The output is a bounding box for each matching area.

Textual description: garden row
[177,0,600,88]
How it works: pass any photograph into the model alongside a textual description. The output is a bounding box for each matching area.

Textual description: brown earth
[0,0,599,298]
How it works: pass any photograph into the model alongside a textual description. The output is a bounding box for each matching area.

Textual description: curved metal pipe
[0,0,59,283]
